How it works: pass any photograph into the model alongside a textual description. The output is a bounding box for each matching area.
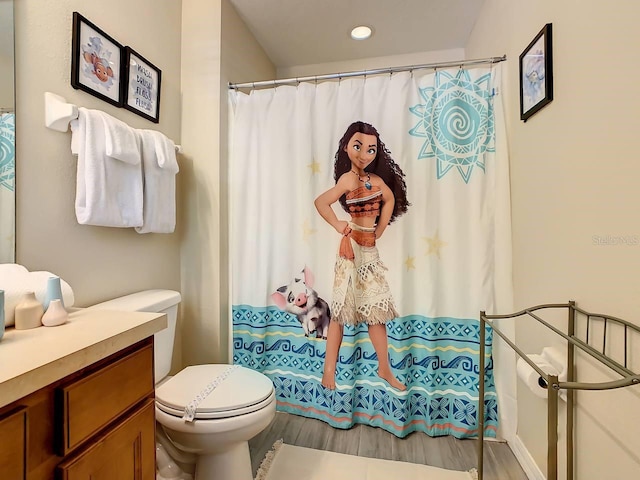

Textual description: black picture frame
[123,47,162,123]
[519,23,553,122]
[71,12,124,107]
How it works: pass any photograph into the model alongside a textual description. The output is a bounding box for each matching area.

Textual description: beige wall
[467,1,640,478]
[180,0,274,365]
[0,0,14,109]
[278,48,465,79]
[14,0,182,307]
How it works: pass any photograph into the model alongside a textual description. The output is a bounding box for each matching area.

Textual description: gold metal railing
[476,301,640,480]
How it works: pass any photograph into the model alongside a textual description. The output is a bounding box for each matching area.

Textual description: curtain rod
[229,54,506,90]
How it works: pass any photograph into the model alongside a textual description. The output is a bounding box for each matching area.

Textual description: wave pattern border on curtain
[233,306,498,439]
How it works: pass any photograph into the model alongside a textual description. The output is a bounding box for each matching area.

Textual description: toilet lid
[155,364,274,420]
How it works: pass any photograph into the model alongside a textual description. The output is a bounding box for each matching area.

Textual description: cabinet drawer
[56,398,156,480]
[56,343,154,455]
[0,407,27,479]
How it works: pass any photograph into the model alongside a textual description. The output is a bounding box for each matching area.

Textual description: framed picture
[519,23,553,122]
[123,47,161,123]
[71,12,124,107]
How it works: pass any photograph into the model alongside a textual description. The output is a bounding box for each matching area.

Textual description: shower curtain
[230,66,514,440]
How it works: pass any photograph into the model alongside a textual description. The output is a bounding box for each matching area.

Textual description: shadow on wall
[176,154,229,366]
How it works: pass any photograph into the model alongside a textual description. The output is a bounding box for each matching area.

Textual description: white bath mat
[255,440,477,480]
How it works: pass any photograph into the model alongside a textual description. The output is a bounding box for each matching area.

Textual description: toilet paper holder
[516,347,568,401]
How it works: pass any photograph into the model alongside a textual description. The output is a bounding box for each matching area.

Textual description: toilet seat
[155,364,275,420]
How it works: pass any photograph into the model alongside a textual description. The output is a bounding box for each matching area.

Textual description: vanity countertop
[0,308,166,408]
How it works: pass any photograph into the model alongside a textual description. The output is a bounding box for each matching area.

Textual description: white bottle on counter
[42,299,69,327]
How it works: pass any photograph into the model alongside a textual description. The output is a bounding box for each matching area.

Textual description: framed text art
[519,23,553,122]
[71,12,124,107]
[123,47,162,123]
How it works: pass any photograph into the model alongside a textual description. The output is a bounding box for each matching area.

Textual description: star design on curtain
[404,255,416,271]
[423,231,447,259]
[302,219,316,243]
[308,159,321,174]
[408,69,495,183]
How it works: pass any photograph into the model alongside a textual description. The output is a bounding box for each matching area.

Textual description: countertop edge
[0,312,167,409]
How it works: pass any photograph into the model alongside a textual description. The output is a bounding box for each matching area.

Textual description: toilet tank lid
[90,289,181,312]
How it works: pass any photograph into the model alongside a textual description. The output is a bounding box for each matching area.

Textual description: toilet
[90,289,276,480]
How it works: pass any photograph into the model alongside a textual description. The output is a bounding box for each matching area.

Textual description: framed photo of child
[123,47,161,123]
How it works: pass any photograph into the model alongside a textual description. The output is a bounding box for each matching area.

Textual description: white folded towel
[104,111,141,165]
[0,264,75,327]
[135,129,179,234]
[71,107,143,227]
[0,263,28,277]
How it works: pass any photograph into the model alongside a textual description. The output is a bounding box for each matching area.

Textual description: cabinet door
[56,399,156,480]
[0,407,27,479]
[56,342,154,455]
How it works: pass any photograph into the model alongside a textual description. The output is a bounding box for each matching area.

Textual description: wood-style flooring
[248,412,528,480]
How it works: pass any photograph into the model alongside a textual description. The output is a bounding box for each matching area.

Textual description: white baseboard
[509,435,545,480]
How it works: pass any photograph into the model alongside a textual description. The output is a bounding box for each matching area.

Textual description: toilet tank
[90,289,181,384]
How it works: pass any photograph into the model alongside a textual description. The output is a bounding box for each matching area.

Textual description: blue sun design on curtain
[409,70,495,183]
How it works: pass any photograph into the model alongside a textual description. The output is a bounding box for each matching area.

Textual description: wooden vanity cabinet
[55,399,155,480]
[0,337,156,480]
[0,406,27,478]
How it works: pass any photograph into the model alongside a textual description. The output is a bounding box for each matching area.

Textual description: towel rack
[477,302,640,480]
[44,92,183,154]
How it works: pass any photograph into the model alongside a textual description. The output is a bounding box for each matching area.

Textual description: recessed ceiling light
[351,25,372,40]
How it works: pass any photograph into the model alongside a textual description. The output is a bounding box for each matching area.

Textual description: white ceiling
[228,0,485,68]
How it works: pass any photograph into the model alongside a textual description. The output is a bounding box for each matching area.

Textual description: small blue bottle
[44,276,64,311]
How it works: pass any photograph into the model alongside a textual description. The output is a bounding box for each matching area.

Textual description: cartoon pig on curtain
[271,267,331,340]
